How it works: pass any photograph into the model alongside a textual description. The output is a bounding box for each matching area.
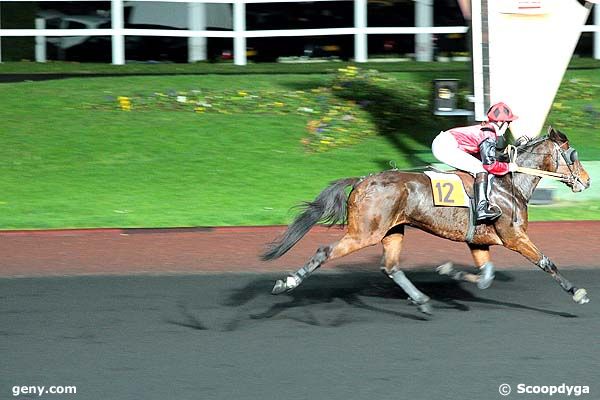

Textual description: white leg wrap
[477,261,495,289]
[390,269,430,305]
[286,275,300,290]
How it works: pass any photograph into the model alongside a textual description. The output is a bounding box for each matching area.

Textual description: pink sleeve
[483,161,510,176]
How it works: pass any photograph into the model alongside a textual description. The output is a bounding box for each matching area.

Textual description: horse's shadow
[166,269,574,331]
[166,269,577,332]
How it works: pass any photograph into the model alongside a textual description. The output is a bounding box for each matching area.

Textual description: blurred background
[1,0,595,63]
[0,1,599,230]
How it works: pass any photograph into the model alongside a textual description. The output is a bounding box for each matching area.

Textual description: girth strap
[465,197,476,243]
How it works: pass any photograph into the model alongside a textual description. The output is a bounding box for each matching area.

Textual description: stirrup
[476,205,502,222]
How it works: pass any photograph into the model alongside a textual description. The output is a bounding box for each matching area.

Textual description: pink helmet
[487,102,518,122]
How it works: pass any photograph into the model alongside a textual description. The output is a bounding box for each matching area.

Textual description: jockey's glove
[509,162,518,172]
[515,136,532,147]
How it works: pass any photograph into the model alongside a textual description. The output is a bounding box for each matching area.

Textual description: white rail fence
[0,0,598,65]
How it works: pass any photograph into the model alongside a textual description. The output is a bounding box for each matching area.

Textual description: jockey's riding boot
[474,172,502,223]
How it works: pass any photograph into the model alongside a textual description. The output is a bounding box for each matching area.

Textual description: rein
[515,166,565,180]
[506,144,570,182]
[505,138,579,224]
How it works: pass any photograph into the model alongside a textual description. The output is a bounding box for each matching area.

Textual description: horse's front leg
[502,234,590,304]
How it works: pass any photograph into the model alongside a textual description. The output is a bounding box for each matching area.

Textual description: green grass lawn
[1,61,599,229]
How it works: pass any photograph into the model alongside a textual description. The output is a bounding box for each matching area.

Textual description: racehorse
[262,127,591,314]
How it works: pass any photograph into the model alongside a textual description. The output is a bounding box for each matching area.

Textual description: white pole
[233,0,246,66]
[188,2,207,62]
[35,17,46,62]
[471,0,485,120]
[111,0,125,65]
[354,0,367,62]
[595,3,600,60]
[0,6,2,63]
[415,0,433,61]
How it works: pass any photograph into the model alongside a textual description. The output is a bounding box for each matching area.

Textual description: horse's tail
[261,177,361,261]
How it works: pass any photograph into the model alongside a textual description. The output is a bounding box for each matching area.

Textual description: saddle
[423,169,475,207]
[423,168,481,242]
[454,171,476,197]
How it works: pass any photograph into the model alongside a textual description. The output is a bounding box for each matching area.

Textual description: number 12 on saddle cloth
[423,171,470,207]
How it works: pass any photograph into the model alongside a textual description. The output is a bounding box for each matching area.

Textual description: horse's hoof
[418,301,433,315]
[271,280,287,295]
[477,273,494,289]
[477,278,492,290]
[573,288,590,304]
[409,296,433,315]
[272,276,299,295]
[436,262,454,276]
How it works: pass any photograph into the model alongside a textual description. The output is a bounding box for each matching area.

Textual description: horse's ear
[549,126,568,144]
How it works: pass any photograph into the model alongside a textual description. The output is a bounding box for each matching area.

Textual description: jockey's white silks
[431,131,486,175]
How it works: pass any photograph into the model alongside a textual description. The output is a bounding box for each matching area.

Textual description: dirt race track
[1,222,599,400]
[1,221,599,277]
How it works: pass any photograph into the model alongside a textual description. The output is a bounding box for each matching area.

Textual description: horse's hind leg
[381,228,432,315]
[271,245,330,295]
[272,234,378,295]
[436,244,495,289]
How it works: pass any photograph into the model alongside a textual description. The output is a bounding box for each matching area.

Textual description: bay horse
[262,127,591,314]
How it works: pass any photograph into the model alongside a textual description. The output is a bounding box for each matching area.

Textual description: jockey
[431,102,519,223]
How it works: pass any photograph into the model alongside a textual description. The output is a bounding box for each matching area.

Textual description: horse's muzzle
[569,176,590,192]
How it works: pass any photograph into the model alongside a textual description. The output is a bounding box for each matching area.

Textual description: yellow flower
[117,96,132,111]
[238,91,248,97]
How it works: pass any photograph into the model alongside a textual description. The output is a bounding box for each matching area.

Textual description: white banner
[487,0,592,138]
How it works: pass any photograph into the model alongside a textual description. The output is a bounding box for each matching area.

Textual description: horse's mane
[518,128,569,150]
[518,135,549,150]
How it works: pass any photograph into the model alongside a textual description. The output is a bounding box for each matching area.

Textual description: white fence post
[415,0,434,61]
[0,6,2,63]
[471,0,486,120]
[233,0,246,66]
[594,3,600,60]
[35,18,46,62]
[189,2,207,62]
[354,0,367,62]
[111,0,125,65]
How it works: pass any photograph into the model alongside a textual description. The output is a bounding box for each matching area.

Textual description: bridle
[509,136,582,186]
[555,141,582,186]
[505,136,583,224]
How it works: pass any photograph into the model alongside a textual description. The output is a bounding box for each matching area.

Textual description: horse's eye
[570,149,579,163]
